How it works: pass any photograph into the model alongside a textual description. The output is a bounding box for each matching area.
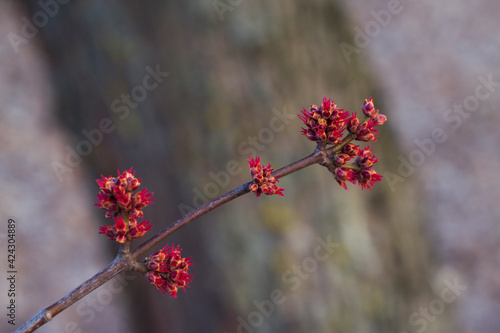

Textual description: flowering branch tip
[298,97,387,190]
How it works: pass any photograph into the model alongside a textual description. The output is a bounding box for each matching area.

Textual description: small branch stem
[131,149,328,259]
[119,241,131,255]
[14,256,130,333]
[131,183,250,259]
[325,133,357,157]
[16,143,347,333]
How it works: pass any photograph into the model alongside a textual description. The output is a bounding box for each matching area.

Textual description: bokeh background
[1,1,499,332]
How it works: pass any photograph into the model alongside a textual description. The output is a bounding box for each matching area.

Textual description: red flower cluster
[355,146,383,190]
[95,170,193,296]
[248,156,284,197]
[299,97,387,190]
[145,244,193,297]
[332,145,383,190]
[95,168,154,219]
[346,98,387,142]
[95,168,154,243]
[298,97,350,144]
[98,215,152,244]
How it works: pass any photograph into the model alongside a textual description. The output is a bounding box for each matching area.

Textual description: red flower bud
[248,156,284,197]
[362,97,375,117]
[343,143,360,156]
[376,114,387,125]
[298,97,350,144]
[333,167,356,190]
[144,244,193,297]
[98,215,152,243]
[347,113,360,134]
[95,168,154,220]
[298,97,386,190]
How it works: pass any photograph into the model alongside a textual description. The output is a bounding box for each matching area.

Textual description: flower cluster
[299,97,387,190]
[346,98,387,142]
[96,170,193,296]
[332,145,383,190]
[248,156,284,197]
[298,97,350,144]
[354,146,383,190]
[145,244,193,297]
[95,168,154,243]
[95,168,154,219]
[98,215,152,244]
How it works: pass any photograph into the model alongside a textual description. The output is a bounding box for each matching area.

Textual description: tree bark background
[1,0,497,333]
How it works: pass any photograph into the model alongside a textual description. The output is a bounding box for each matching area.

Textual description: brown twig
[129,149,328,260]
[14,142,349,333]
[14,256,130,333]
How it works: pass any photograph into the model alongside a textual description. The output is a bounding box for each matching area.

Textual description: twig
[15,104,377,332]
[14,148,331,333]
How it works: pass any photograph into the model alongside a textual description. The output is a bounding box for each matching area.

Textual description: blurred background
[1,1,499,332]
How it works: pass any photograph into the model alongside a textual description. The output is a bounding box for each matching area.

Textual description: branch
[130,148,326,259]
[16,96,385,332]
[14,256,130,333]
[14,148,328,333]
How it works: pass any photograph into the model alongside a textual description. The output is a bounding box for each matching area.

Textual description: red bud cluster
[248,156,285,197]
[298,97,350,144]
[145,244,193,297]
[331,146,383,190]
[95,168,154,219]
[95,168,154,243]
[347,98,387,142]
[298,97,387,190]
[98,215,152,243]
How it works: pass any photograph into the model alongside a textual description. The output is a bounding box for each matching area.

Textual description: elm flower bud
[356,118,379,142]
[95,168,154,219]
[343,143,360,156]
[144,244,193,297]
[347,112,360,134]
[334,153,351,166]
[362,97,376,117]
[299,97,386,191]
[356,167,383,190]
[353,146,383,190]
[298,97,350,144]
[333,167,356,190]
[248,156,284,197]
[376,114,387,126]
[98,215,152,243]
